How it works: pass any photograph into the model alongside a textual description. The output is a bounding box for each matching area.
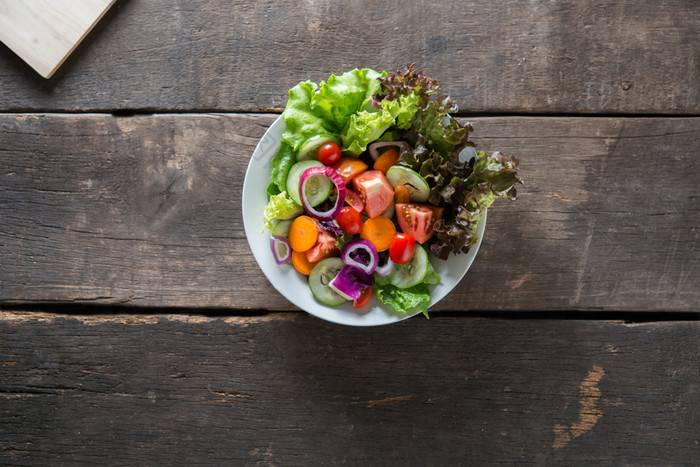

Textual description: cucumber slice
[271,219,293,237]
[387,244,429,288]
[298,135,341,161]
[286,160,331,206]
[386,166,430,203]
[309,257,347,306]
[381,200,395,220]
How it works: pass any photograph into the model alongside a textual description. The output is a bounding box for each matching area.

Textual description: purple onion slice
[270,235,292,265]
[341,239,379,275]
[299,166,346,221]
[374,255,394,277]
[329,265,375,301]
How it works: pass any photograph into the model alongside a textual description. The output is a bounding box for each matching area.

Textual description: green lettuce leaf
[269,141,296,195]
[422,258,441,285]
[261,191,303,233]
[374,282,432,318]
[266,181,281,198]
[341,94,420,156]
[310,68,383,132]
[281,69,385,153]
[282,80,336,152]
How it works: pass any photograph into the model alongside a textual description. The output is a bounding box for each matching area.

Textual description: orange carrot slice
[360,215,396,252]
[292,250,317,275]
[288,215,319,252]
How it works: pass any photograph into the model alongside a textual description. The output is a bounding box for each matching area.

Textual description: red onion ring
[270,235,292,265]
[299,166,346,221]
[341,239,379,275]
[374,255,394,277]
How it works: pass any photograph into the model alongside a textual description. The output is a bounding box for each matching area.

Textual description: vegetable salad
[262,64,522,316]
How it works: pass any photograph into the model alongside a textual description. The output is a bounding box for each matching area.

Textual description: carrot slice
[331,157,368,184]
[288,215,319,252]
[373,148,400,174]
[394,184,411,204]
[360,215,396,252]
[292,250,317,275]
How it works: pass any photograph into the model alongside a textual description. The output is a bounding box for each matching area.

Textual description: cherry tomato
[389,233,416,265]
[336,206,363,235]
[316,142,342,166]
[353,286,373,308]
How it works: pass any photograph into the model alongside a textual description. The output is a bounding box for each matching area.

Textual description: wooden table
[1,1,698,464]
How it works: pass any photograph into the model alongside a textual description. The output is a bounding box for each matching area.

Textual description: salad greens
[263,64,522,316]
[281,68,384,152]
[262,191,302,233]
[267,141,296,197]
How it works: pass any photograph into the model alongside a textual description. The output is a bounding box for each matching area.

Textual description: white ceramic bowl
[242,116,485,326]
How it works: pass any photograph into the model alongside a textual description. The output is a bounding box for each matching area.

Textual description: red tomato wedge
[353,286,373,308]
[395,203,444,244]
[344,188,365,213]
[305,228,340,263]
[353,170,394,219]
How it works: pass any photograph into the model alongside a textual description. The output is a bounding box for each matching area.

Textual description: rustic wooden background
[1,0,698,465]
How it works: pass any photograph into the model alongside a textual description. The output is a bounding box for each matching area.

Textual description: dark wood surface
[0,0,698,114]
[2,114,698,311]
[1,0,698,464]
[1,312,699,465]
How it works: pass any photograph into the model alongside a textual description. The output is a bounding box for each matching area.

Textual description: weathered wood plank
[0,0,697,113]
[1,114,698,311]
[0,312,698,465]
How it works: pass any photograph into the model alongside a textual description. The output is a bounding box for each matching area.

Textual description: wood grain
[0,0,697,113]
[0,0,116,78]
[0,312,698,465]
[1,113,698,311]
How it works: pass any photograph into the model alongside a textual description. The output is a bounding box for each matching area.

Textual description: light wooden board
[1,114,698,311]
[1,312,699,465]
[0,0,697,112]
[0,0,116,78]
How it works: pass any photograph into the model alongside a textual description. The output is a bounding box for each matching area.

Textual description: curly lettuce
[341,93,420,156]
[310,68,383,132]
[425,150,522,260]
[368,64,522,260]
[281,68,385,153]
[373,63,476,157]
[261,191,303,233]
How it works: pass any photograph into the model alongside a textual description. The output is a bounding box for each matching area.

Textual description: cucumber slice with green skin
[298,135,341,161]
[308,257,347,306]
[271,219,293,237]
[286,160,332,206]
[386,166,430,203]
[387,244,429,288]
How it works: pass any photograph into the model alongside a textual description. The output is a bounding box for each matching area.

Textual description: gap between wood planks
[1,305,698,324]
[0,110,699,118]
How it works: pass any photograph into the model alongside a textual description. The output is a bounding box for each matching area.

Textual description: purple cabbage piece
[328,265,375,301]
